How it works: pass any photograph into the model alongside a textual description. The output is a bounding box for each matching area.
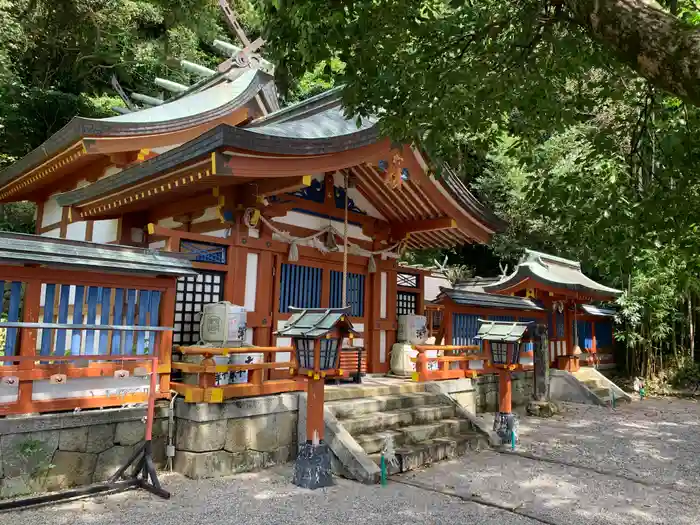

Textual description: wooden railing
[412,344,486,382]
[0,323,170,415]
[171,346,304,402]
[0,264,177,415]
[412,342,536,382]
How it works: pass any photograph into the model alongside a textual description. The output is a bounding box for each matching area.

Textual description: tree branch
[564,0,700,105]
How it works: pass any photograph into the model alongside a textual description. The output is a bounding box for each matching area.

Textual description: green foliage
[0,202,35,233]
[264,0,622,157]
[0,0,245,168]
[285,58,345,104]
[9,438,55,482]
[265,0,700,378]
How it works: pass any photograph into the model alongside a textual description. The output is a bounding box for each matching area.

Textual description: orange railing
[171,346,304,402]
[412,344,487,382]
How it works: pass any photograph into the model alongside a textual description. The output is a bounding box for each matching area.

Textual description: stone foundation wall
[173,393,298,479]
[0,406,169,498]
[474,371,534,413]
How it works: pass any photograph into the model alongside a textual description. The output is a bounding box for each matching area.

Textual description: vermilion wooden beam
[147,192,220,223]
[246,175,312,198]
[401,146,491,244]
[263,195,384,231]
[390,217,457,241]
[109,151,140,168]
[147,222,234,246]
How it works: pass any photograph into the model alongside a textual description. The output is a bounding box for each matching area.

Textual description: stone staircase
[572,367,631,405]
[325,382,486,475]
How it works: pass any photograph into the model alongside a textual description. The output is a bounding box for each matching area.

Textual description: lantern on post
[475,319,533,444]
[275,306,356,489]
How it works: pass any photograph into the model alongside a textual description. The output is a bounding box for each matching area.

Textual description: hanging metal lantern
[294,338,315,370]
[475,320,532,368]
[276,307,356,373]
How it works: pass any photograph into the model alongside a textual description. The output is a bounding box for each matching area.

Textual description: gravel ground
[0,467,539,525]
[513,397,700,491]
[2,397,699,525]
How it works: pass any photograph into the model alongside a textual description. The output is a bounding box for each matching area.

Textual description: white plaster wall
[151,144,182,154]
[192,207,219,224]
[157,217,183,229]
[380,272,388,318]
[272,210,372,242]
[41,195,62,227]
[92,219,118,243]
[275,320,292,364]
[424,274,450,302]
[42,228,61,238]
[32,376,153,400]
[66,221,87,241]
[149,240,166,250]
[244,252,258,312]
[379,330,387,363]
[208,229,230,238]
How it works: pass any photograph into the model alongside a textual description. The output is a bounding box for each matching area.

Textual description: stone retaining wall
[0,405,169,498]
[173,393,298,479]
[0,374,536,497]
[474,371,534,413]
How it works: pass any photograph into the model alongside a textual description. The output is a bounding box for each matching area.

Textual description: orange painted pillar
[305,339,325,441]
[199,354,217,388]
[18,280,41,413]
[415,348,429,382]
[306,376,325,442]
[498,371,512,414]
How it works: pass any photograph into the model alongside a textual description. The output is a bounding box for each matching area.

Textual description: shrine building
[0,69,505,374]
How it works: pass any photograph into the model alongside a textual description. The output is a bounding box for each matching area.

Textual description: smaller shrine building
[433,250,620,369]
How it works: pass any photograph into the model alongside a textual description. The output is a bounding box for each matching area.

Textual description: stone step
[369,432,484,475]
[354,418,473,454]
[324,382,425,402]
[327,392,443,419]
[341,404,456,436]
[592,387,612,398]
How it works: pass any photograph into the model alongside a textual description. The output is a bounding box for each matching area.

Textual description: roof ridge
[247,85,345,128]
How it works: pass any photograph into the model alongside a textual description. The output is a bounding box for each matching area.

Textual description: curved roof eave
[56,115,381,207]
[483,263,622,297]
[439,166,507,233]
[0,70,271,187]
[438,286,545,311]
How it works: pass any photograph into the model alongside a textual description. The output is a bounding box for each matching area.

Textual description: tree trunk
[564,0,700,106]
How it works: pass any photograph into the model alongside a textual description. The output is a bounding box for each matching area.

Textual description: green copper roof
[0,232,196,276]
[474,320,532,342]
[437,288,544,311]
[102,70,259,124]
[248,106,376,139]
[483,249,622,297]
[275,307,357,338]
[0,69,271,190]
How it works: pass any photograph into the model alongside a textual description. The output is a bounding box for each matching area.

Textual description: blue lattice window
[490,315,515,322]
[330,271,365,317]
[452,314,480,346]
[576,320,593,349]
[596,321,613,349]
[279,264,323,313]
[180,240,227,265]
